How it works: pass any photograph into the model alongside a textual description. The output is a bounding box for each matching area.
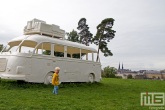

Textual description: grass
[0,78,165,110]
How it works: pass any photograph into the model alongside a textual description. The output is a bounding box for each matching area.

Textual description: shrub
[109,73,116,78]
[102,66,117,78]
[127,74,133,79]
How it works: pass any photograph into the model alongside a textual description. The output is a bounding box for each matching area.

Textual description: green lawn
[0,78,164,110]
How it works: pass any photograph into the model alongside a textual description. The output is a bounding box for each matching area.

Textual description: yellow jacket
[52,73,59,86]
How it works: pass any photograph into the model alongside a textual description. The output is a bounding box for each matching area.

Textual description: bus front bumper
[0,74,26,80]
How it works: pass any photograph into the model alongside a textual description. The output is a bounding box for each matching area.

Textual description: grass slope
[0,78,164,110]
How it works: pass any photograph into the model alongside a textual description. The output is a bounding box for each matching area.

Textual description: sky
[0,0,165,70]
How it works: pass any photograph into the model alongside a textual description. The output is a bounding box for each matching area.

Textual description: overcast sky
[0,0,165,70]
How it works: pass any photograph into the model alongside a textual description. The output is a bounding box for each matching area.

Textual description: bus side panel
[27,56,101,83]
[62,59,93,82]
[28,56,54,83]
[56,58,97,82]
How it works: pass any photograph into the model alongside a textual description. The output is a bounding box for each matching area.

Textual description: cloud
[0,0,164,70]
[0,24,19,44]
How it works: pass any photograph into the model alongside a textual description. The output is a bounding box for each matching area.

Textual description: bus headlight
[6,67,11,72]
[16,66,24,74]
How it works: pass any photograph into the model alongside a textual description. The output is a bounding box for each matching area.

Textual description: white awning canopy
[8,35,97,54]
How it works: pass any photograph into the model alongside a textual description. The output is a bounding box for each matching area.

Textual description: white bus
[0,19,101,84]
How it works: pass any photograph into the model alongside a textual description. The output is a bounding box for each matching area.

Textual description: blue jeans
[53,86,58,94]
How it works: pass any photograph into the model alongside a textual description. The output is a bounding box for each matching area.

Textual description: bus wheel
[44,72,53,85]
[88,73,94,83]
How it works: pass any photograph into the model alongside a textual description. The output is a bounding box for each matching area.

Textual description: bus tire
[88,73,95,83]
[44,72,53,85]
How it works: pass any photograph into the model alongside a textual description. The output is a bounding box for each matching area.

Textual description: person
[52,67,60,95]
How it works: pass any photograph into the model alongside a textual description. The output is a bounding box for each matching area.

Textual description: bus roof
[9,34,97,53]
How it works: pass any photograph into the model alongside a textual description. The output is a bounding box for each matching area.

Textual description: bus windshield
[2,40,37,53]
[2,44,19,53]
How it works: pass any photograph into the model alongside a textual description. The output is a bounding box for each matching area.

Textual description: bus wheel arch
[44,71,54,85]
[88,73,95,83]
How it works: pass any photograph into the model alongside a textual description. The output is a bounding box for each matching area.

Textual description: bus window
[7,41,21,52]
[88,53,92,61]
[35,42,51,55]
[19,40,37,53]
[67,46,81,59]
[94,53,97,62]
[43,42,51,55]
[8,45,19,52]
[81,48,96,61]
[81,52,95,61]
[81,53,88,60]
[54,44,64,57]
[21,46,34,53]
[1,45,9,52]
[3,41,22,52]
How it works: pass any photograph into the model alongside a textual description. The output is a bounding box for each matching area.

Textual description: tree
[93,18,116,61]
[66,29,80,43]
[127,74,133,79]
[77,18,93,46]
[66,29,82,58]
[0,44,3,52]
[103,66,117,78]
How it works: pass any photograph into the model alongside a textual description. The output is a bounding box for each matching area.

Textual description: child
[52,67,60,94]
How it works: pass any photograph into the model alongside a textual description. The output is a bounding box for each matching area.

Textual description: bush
[102,66,117,78]
[109,73,116,78]
[127,74,133,79]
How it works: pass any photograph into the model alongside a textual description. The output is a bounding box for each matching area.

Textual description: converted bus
[0,19,101,84]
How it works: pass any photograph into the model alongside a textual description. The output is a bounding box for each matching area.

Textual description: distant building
[135,74,146,79]
[117,62,127,74]
[144,70,164,80]
[139,70,147,73]
[116,63,138,79]
[116,63,164,80]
